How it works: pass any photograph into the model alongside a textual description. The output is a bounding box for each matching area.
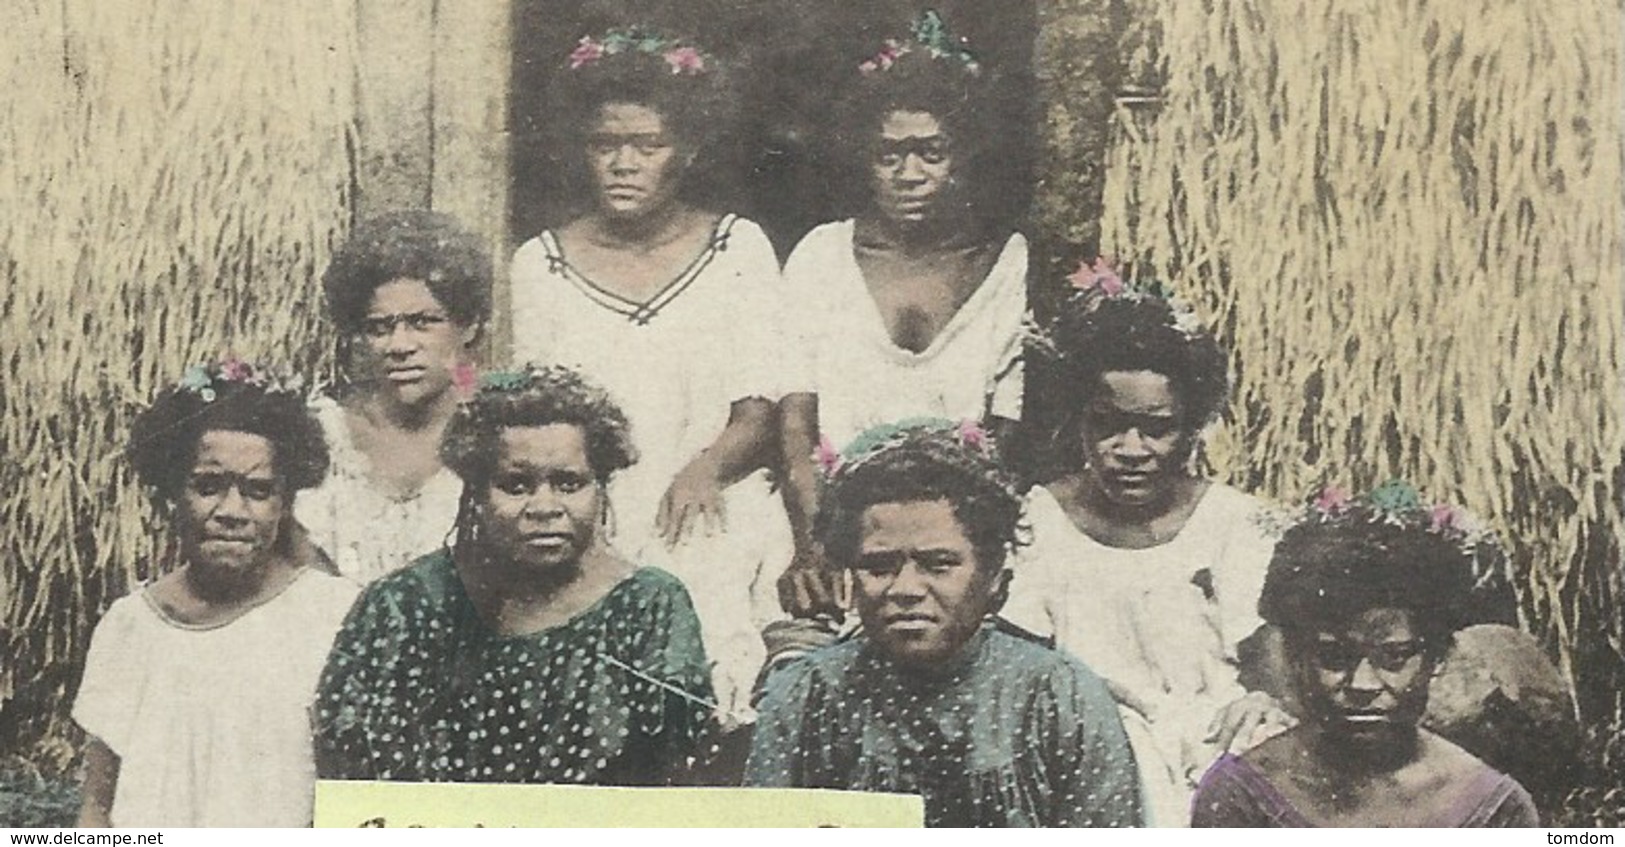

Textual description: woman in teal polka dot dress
[313,365,715,785]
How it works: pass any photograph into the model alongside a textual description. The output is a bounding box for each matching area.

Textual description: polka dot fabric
[745,625,1144,827]
[314,551,714,785]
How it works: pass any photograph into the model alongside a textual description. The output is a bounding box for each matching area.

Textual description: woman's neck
[166,552,300,626]
[585,201,694,251]
[1056,471,1207,548]
[855,212,982,257]
[358,382,458,434]
[458,540,629,636]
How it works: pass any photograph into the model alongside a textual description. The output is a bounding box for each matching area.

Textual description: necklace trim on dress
[541,213,738,326]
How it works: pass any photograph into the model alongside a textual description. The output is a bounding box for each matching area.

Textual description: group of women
[71,12,1538,828]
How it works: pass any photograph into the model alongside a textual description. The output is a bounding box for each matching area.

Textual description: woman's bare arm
[77,738,119,827]
[657,397,776,545]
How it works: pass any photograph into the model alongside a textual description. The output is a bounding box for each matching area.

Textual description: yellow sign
[314,780,925,828]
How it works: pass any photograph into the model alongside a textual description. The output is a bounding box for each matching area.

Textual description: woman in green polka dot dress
[313,365,715,785]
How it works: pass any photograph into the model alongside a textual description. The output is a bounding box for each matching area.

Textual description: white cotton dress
[509,213,792,726]
[1001,482,1278,827]
[779,220,1028,449]
[72,568,358,827]
[294,395,462,584]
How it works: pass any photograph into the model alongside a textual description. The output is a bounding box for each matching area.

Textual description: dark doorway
[509,0,1039,258]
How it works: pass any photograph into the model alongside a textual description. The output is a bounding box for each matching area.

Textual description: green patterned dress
[746,624,1143,828]
[314,550,714,785]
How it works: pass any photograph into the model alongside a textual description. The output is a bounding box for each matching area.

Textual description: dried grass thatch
[0,0,357,762]
[1099,0,1623,717]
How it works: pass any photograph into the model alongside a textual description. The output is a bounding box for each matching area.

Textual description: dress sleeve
[1046,662,1144,827]
[1478,776,1540,827]
[1189,755,1276,827]
[508,238,557,366]
[633,574,716,779]
[742,660,821,787]
[984,233,1030,423]
[71,598,143,756]
[1211,492,1280,657]
[714,219,795,403]
[311,582,412,781]
[775,227,826,398]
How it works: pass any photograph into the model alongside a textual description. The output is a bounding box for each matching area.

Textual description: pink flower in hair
[1312,485,1351,517]
[861,39,908,73]
[219,358,252,382]
[1067,257,1125,296]
[451,362,478,399]
[956,419,988,453]
[814,436,843,477]
[664,46,705,74]
[569,37,605,69]
[1429,503,1465,537]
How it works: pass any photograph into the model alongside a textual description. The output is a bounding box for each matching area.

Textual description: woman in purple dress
[1190,482,1539,827]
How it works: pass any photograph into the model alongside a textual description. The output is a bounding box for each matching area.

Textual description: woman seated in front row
[1191,482,1539,827]
[313,365,714,786]
[76,361,357,826]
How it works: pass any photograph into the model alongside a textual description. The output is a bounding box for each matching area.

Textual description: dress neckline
[541,214,738,326]
[835,220,1023,362]
[140,566,315,632]
[1040,478,1220,553]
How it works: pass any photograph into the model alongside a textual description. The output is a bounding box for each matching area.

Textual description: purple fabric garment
[1189,752,1539,827]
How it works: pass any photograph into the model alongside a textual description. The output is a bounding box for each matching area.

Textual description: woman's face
[479,424,604,576]
[869,109,958,229]
[850,499,1003,671]
[587,102,687,222]
[1077,370,1195,509]
[352,277,475,409]
[1293,607,1436,757]
[176,430,289,578]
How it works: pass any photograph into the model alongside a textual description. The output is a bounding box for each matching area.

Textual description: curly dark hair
[322,210,493,335]
[817,423,1024,572]
[1048,295,1231,431]
[439,364,637,490]
[1259,516,1478,653]
[128,373,328,504]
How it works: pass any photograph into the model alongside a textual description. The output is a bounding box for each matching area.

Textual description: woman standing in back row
[508,29,791,727]
[776,11,1031,614]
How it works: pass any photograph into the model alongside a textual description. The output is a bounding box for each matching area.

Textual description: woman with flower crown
[999,280,1290,826]
[1191,483,1539,826]
[294,211,491,584]
[508,29,790,728]
[775,12,1030,616]
[74,362,358,826]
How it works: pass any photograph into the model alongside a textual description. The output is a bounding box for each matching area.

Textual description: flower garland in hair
[859,9,982,77]
[816,417,994,480]
[568,27,712,75]
[176,358,304,403]
[1296,479,1501,563]
[1065,255,1206,338]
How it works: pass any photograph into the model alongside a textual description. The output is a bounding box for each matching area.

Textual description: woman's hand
[1205,690,1297,754]
[656,458,726,547]
[776,544,848,619]
[77,738,119,827]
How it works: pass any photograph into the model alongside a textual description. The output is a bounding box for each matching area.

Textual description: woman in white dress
[776,12,1027,616]
[295,211,491,583]
[509,29,787,727]
[1001,286,1294,825]
[75,361,357,827]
